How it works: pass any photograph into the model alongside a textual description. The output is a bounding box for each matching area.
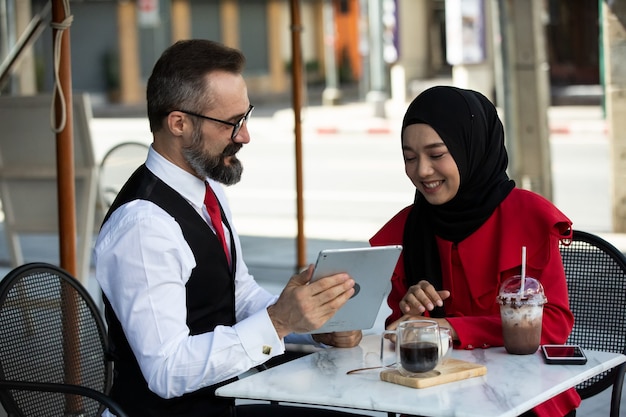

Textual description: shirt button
[465,344,475,350]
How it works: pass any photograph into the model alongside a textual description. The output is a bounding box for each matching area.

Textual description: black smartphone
[541,344,588,365]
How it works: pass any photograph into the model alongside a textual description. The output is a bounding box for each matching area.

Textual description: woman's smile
[402,124,460,205]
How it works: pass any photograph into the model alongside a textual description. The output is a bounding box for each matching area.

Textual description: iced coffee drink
[497,275,547,355]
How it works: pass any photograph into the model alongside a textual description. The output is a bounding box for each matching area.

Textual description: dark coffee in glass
[382,319,443,377]
[400,341,439,373]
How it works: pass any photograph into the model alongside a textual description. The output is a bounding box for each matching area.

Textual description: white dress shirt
[94,146,313,403]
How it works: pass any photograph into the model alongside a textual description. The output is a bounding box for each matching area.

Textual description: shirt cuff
[235,308,285,361]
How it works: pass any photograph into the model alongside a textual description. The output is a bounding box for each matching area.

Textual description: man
[94,39,363,417]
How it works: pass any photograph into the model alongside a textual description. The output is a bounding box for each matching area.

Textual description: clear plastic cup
[497,275,547,355]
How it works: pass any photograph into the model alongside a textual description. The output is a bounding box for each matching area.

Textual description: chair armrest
[0,380,128,417]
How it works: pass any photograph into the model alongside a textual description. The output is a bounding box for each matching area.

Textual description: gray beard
[183,142,243,185]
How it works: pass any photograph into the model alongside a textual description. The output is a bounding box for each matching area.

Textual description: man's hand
[267,265,356,338]
[312,331,362,348]
[400,280,450,315]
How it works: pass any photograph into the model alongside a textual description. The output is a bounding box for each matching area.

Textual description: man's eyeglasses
[176,104,254,140]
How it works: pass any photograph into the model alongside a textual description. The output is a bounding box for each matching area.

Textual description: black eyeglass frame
[175,104,254,139]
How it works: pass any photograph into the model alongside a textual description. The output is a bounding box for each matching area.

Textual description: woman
[370,86,578,417]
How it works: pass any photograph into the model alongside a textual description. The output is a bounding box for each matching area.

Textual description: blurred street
[88,96,620,251]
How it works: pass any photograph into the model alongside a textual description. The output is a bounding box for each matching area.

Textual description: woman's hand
[400,280,450,316]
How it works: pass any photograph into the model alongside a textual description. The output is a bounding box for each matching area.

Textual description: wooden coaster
[380,358,487,389]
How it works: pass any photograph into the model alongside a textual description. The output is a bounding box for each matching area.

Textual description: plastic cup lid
[497,275,547,305]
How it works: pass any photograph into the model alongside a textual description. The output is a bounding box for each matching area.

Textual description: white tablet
[303,245,402,334]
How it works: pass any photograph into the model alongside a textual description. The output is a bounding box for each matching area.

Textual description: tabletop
[216,334,626,417]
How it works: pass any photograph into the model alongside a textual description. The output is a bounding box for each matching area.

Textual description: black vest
[103,165,237,417]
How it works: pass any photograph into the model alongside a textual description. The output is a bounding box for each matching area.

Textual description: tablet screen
[304,245,402,334]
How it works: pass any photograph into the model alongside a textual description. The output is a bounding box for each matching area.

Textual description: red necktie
[204,183,231,265]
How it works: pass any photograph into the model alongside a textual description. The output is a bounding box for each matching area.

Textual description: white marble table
[216,334,626,417]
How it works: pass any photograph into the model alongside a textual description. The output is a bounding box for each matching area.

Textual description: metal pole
[367,0,386,117]
[496,0,515,181]
[358,0,370,100]
[51,3,80,413]
[0,0,9,63]
[51,0,76,277]
[322,0,341,105]
[290,0,306,269]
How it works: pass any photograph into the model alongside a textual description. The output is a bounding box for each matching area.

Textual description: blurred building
[1,0,601,106]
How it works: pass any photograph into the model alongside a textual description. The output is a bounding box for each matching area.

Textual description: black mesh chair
[559,230,626,417]
[0,262,127,417]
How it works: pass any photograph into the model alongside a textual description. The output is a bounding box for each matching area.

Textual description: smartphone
[541,344,588,365]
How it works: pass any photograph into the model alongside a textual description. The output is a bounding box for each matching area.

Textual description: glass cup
[381,320,446,377]
[497,275,547,355]
[439,327,453,365]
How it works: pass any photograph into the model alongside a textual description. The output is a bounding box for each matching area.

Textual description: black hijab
[401,86,515,317]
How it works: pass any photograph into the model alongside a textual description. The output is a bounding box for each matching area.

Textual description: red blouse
[370,188,580,417]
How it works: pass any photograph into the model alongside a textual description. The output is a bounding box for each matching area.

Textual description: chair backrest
[0,263,116,417]
[97,141,149,219]
[0,94,98,283]
[559,230,626,398]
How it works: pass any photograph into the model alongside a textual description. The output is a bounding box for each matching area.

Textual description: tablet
[303,245,402,334]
